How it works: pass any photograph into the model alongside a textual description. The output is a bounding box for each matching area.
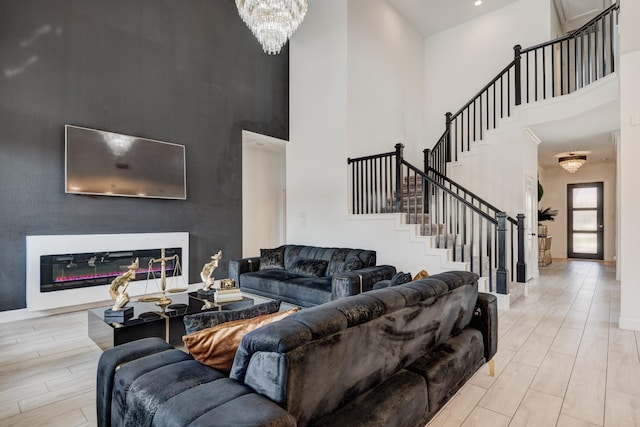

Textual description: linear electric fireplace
[27,233,189,311]
[40,248,182,293]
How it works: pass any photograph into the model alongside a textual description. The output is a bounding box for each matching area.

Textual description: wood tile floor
[0,259,637,426]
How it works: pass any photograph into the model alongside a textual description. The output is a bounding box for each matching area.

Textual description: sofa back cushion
[231,271,478,426]
[282,245,376,277]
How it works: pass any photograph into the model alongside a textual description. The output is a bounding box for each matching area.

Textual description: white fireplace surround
[26,232,189,311]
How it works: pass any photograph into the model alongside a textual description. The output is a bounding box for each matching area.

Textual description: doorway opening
[567,182,603,259]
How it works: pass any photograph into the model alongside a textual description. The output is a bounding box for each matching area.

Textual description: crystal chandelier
[558,154,587,173]
[236,0,308,55]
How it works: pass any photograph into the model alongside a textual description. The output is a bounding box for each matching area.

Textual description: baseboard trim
[619,315,640,332]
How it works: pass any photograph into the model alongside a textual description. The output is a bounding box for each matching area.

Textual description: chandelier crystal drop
[236,0,308,55]
[558,155,587,173]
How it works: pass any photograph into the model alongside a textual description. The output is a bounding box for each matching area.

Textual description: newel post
[445,112,452,163]
[395,143,404,213]
[497,212,508,294]
[514,44,522,106]
[516,213,527,282]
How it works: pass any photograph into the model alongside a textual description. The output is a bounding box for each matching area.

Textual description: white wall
[619,0,640,330]
[539,161,617,261]
[242,143,286,257]
[288,0,349,246]
[424,0,552,145]
[288,0,426,254]
[550,0,563,38]
[347,0,425,162]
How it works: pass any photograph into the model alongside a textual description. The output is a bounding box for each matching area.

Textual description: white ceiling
[385,0,611,38]
[530,100,619,168]
[385,0,519,37]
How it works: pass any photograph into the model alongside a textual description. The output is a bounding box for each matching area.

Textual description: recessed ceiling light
[474,0,483,5]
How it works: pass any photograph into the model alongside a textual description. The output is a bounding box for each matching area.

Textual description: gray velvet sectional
[229,245,397,307]
[97,270,497,427]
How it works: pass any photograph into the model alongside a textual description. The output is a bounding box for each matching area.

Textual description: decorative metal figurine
[201,250,222,291]
[148,248,180,306]
[109,258,139,311]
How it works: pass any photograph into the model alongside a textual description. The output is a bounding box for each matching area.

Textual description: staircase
[347,3,619,301]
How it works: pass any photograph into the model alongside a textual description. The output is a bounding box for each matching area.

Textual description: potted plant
[537,207,558,236]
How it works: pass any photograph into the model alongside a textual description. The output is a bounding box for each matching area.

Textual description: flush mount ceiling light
[558,153,587,173]
[236,0,308,55]
[474,0,483,5]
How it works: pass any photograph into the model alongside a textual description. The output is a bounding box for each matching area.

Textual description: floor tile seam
[12,397,86,425]
[17,383,94,414]
[476,367,537,419]
[428,383,490,425]
[508,387,563,427]
[470,402,513,423]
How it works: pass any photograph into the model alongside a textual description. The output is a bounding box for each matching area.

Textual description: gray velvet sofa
[229,245,397,307]
[97,271,497,427]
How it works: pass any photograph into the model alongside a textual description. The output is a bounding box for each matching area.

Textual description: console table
[538,235,552,267]
[88,291,254,350]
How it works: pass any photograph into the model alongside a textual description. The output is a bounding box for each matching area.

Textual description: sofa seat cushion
[241,270,333,306]
[113,356,295,427]
[309,369,428,427]
[407,328,485,419]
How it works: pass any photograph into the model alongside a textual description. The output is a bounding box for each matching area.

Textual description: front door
[567,182,604,259]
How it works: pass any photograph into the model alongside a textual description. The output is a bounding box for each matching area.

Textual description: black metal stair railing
[429,3,619,177]
[348,144,526,294]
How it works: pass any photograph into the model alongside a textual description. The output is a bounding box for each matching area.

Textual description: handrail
[451,60,516,120]
[430,0,619,176]
[567,2,619,37]
[347,151,396,163]
[521,3,619,54]
[403,161,497,224]
[347,146,526,290]
[425,166,515,221]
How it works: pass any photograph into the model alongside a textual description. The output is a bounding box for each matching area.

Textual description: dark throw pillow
[183,300,282,334]
[390,271,412,287]
[259,247,285,270]
[340,256,363,273]
[289,258,329,278]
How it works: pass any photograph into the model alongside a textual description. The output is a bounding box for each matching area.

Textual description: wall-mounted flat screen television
[65,125,186,200]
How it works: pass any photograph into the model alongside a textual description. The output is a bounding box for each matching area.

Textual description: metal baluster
[560,40,565,95]
[485,88,489,131]
[507,68,511,117]
[466,106,470,151]
[480,93,483,140]
[473,100,476,142]
[534,48,538,101]
[493,83,496,128]
[610,11,615,73]
[602,16,607,75]
[595,19,600,79]
[551,42,555,97]
[500,75,504,118]
[470,212,475,275]
[542,46,546,100]
[479,217,484,279]
[526,50,530,103]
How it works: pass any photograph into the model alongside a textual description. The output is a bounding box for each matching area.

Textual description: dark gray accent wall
[0,0,289,311]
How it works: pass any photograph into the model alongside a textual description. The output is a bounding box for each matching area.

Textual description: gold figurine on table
[109,258,139,311]
[201,250,222,291]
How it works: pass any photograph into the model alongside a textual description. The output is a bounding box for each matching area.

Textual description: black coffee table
[88,291,254,350]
